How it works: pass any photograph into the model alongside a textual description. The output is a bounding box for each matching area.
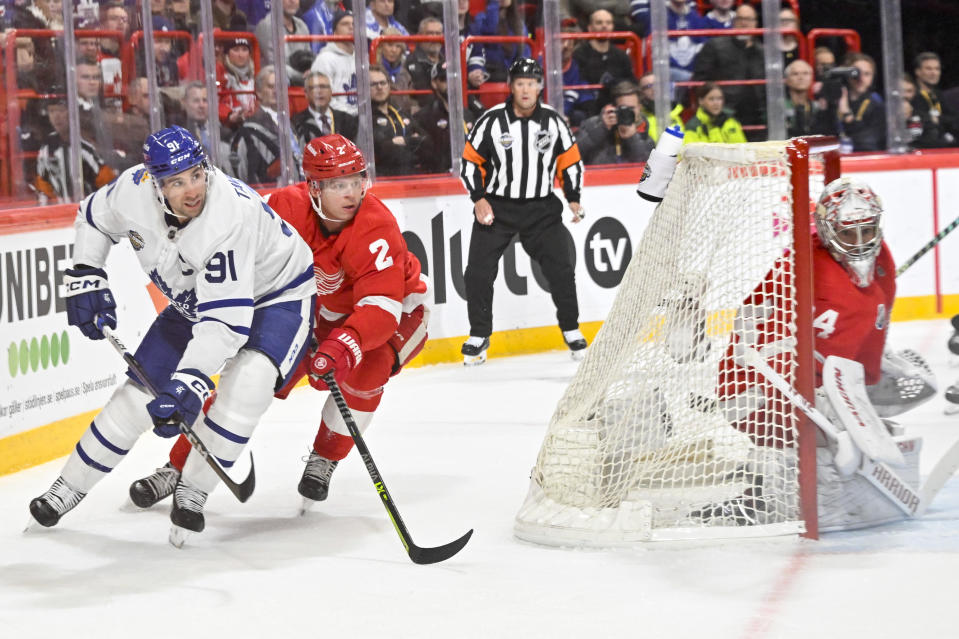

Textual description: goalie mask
[815,177,883,287]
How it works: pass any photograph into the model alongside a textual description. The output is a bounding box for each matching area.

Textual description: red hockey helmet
[302,134,367,182]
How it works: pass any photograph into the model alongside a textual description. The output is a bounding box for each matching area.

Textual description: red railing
[557,31,645,94]
[643,27,808,72]
[368,34,444,100]
[122,29,195,97]
[460,35,535,104]
[806,28,861,58]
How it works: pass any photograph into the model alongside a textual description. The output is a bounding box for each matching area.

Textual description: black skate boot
[129,462,180,508]
[562,329,588,360]
[298,452,339,514]
[461,336,490,366]
[29,477,86,527]
[169,481,208,548]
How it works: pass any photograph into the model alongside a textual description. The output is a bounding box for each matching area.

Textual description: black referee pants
[464,194,579,338]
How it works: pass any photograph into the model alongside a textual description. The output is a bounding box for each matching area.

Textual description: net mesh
[515,141,814,544]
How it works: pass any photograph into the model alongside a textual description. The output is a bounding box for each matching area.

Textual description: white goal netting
[515,141,823,545]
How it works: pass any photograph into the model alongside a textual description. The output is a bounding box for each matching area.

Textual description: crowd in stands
[3,0,959,205]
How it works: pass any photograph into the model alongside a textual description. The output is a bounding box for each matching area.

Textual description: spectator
[255,0,312,86]
[458,0,487,84]
[136,16,181,87]
[637,71,685,142]
[779,7,801,69]
[692,3,764,128]
[366,0,409,39]
[572,8,636,109]
[98,1,131,99]
[105,77,152,171]
[218,35,258,131]
[901,73,924,145]
[369,64,424,176]
[560,20,594,126]
[405,16,445,110]
[34,94,116,204]
[76,36,100,65]
[76,60,103,112]
[628,0,709,82]
[413,61,474,173]
[10,1,61,88]
[836,52,885,152]
[469,0,531,83]
[302,0,342,53]
[375,26,415,114]
[310,10,358,114]
[911,51,958,148]
[812,46,836,101]
[229,65,303,185]
[577,79,653,165]
[213,0,248,30]
[177,81,216,153]
[169,0,197,36]
[704,0,736,28]
[684,82,746,143]
[784,60,834,138]
[292,70,359,146]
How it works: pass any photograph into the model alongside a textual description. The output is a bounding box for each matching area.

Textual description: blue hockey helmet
[142,125,207,180]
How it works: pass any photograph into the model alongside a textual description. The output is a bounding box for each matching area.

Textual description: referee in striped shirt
[459,58,587,365]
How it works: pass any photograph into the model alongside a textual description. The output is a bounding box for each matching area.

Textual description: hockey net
[515,139,837,545]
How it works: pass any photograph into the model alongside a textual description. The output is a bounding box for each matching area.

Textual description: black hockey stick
[323,373,473,564]
[895,213,959,277]
[102,326,256,503]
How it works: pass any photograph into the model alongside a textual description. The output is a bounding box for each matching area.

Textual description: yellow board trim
[2,292,956,478]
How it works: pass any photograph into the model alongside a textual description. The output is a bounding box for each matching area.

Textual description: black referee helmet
[507,58,544,85]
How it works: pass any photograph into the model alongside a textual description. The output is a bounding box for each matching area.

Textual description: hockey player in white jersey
[28,125,315,544]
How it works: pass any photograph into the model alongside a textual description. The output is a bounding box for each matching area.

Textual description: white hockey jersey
[72,165,315,378]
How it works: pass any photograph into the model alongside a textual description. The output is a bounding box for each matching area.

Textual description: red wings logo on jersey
[314,266,345,295]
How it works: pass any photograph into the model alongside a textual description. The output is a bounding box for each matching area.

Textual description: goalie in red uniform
[695,176,934,529]
[129,135,430,510]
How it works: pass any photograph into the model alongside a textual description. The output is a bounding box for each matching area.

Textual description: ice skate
[169,480,208,548]
[562,329,588,361]
[129,462,180,509]
[298,452,339,515]
[28,477,86,528]
[461,336,490,366]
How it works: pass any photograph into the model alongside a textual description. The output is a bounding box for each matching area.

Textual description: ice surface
[2,319,958,638]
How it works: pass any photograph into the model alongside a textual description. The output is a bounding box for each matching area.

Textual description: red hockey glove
[309,329,363,387]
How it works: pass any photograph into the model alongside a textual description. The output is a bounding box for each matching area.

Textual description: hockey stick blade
[101,326,255,503]
[324,374,472,564]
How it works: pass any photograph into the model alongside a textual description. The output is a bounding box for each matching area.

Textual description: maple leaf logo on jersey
[314,266,345,295]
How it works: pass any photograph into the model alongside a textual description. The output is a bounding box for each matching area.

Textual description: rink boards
[2,155,959,474]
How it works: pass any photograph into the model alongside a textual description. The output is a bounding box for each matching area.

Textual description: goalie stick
[323,373,473,565]
[102,326,256,503]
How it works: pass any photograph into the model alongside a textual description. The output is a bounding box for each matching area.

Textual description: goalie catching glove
[62,265,117,340]
[309,329,363,388]
[146,369,215,438]
[865,348,937,417]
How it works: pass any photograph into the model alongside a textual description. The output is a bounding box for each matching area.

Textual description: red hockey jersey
[266,184,427,351]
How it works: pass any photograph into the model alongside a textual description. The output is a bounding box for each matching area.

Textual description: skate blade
[23,517,41,533]
[463,352,488,366]
[299,497,316,516]
[569,349,585,361]
[169,525,193,549]
[944,401,959,416]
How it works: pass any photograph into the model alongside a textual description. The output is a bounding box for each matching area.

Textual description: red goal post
[514,136,841,546]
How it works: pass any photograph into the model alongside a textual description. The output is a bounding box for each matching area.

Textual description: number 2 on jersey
[813,309,838,338]
[369,239,393,271]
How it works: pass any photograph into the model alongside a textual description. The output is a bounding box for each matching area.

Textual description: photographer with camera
[829,53,886,152]
[576,80,654,165]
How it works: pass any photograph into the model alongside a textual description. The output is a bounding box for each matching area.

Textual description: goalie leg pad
[817,436,923,532]
[61,380,154,492]
[181,349,276,493]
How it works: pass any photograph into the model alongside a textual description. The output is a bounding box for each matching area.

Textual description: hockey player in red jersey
[696,176,933,528]
[129,134,429,510]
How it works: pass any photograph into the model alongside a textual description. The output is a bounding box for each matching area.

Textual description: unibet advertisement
[0,228,157,439]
